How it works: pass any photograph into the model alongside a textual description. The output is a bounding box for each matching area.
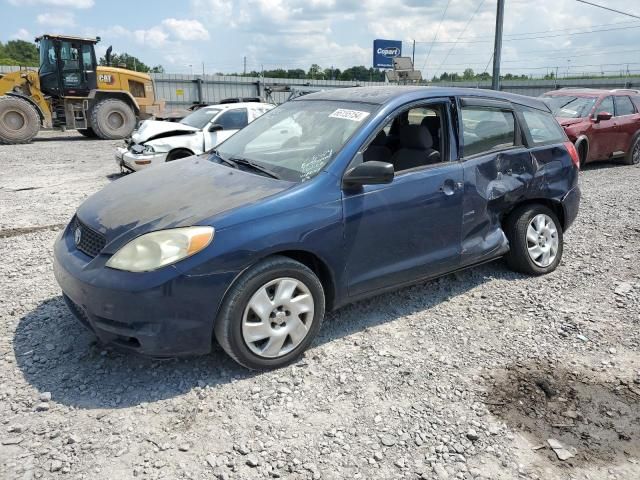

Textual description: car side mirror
[208,124,223,132]
[343,160,394,188]
[595,111,612,122]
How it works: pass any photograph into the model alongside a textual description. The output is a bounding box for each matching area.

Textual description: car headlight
[106,226,214,272]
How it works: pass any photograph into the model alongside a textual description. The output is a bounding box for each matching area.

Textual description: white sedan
[115,102,274,171]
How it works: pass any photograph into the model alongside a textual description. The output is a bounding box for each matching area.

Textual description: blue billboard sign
[373,39,402,69]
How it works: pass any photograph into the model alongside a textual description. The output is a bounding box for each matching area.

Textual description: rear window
[615,96,636,116]
[519,107,566,145]
[461,107,516,157]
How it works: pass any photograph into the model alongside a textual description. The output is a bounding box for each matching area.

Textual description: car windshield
[180,108,221,129]
[214,100,378,182]
[542,95,596,118]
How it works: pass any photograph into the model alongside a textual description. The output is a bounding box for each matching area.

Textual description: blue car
[54,86,580,369]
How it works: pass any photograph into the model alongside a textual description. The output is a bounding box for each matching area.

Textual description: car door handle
[439,179,462,195]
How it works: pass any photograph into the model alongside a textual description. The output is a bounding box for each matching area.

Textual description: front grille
[72,216,106,258]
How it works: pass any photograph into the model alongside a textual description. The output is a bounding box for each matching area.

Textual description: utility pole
[243,56,247,75]
[491,0,505,90]
[412,40,415,67]
[202,62,205,77]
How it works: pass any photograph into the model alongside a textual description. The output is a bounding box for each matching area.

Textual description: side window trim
[347,97,453,173]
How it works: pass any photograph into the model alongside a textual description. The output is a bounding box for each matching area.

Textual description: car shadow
[31,135,95,143]
[580,160,624,171]
[13,261,524,410]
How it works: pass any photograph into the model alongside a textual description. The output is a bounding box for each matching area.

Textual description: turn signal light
[564,141,580,169]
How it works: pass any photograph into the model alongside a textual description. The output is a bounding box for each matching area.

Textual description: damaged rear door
[457,97,539,266]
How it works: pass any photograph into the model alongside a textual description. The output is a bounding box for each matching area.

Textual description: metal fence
[3,65,639,111]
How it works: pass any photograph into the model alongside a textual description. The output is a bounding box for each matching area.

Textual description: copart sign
[373,39,402,69]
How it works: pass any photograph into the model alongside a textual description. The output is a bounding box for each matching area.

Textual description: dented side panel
[460,143,577,266]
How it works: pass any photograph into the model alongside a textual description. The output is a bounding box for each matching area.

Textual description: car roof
[544,88,640,97]
[201,102,274,111]
[297,86,551,111]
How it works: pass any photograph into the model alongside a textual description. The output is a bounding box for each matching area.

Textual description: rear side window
[615,96,636,116]
[461,107,515,157]
[519,107,566,145]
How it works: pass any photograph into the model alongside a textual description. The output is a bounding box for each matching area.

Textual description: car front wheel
[504,204,563,275]
[214,256,325,370]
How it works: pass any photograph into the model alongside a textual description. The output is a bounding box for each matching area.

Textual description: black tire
[214,256,325,370]
[166,149,194,162]
[577,142,588,168]
[77,127,98,138]
[0,96,40,144]
[625,135,640,165]
[504,204,563,276]
[89,98,136,140]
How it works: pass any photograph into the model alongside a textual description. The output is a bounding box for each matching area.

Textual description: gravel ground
[0,130,639,480]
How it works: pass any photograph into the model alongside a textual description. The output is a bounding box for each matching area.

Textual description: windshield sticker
[300,149,333,181]
[329,109,370,122]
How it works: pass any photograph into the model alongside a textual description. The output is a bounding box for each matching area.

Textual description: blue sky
[2,0,639,78]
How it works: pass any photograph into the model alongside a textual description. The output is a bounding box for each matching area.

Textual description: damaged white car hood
[132,120,199,144]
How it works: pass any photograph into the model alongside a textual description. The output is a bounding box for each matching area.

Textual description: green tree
[463,68,475,80]
[99,52,154,73]
[0,40,39,66]
[307,63,323,79]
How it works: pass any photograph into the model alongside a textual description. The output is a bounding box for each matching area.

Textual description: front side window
[597,96,614,115]
[361,104,445,172]
[461,107,515,157]
[215,100,378,182]
[520,107,566,145]
[614,96,636,116]
[216,109,248,130]
[180,108,221,129]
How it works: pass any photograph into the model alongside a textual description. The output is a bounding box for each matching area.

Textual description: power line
[413,19,639,42]
[420,0,451,75]
[414,23,640,44]
[576,0,640,20]
[431,0,486,78]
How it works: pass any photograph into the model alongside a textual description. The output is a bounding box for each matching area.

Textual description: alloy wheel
[526,214,559,268]
[633,140,640,165]
[242,277,315,358]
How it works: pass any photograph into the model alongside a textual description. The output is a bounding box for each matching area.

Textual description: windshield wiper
[211,150,239,169]
[228,156,281,180]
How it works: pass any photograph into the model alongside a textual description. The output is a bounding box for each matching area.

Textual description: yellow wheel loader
[0,34,164,144]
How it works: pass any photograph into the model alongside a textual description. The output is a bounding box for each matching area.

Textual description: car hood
[132,120,199,144]
[76,156,292,251]
[556,117,585,127]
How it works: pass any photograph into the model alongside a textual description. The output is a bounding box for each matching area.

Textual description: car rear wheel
[625,135,640,165]
[504,204,563,275]
[214,256,325,370]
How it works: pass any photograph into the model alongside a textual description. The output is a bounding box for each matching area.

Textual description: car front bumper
[53,222,237,357]
[115,147,168,172]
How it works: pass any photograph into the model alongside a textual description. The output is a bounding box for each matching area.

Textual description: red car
[541,88,640,167]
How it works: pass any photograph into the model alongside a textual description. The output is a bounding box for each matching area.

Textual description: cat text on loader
[0,34,164,144]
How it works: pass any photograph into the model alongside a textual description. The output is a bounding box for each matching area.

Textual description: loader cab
[36,35,98,97]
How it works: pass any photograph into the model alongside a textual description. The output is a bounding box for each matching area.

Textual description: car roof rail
[610,89,640,94]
